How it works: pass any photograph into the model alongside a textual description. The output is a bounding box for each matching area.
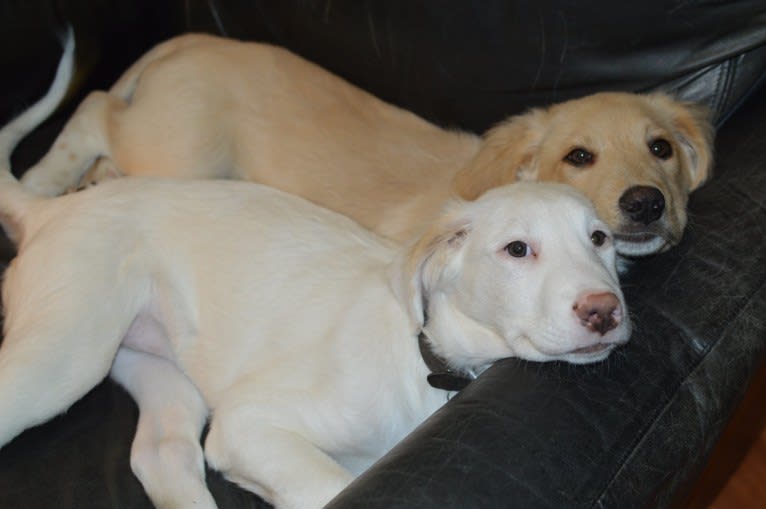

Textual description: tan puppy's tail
[0,27,73,242]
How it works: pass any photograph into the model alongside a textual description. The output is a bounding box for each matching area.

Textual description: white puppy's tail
[0,27,74,242]
[0,27,75,161]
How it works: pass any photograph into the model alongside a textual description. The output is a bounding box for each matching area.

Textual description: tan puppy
[20,33,713,257]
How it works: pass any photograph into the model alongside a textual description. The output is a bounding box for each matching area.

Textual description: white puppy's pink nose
[573,292,621,335]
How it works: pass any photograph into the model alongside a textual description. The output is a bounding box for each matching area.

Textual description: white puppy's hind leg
[20,91,125,197]
[205,405,354,509]
[0,241,146,448]
[0,325,119,447]
[111,348,217,509]
[0,297,133,447]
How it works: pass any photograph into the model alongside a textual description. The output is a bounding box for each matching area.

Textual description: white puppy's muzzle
[558,287,629,362]
[573,291,622,337]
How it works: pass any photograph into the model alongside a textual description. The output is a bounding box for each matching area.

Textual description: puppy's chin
[614,235,668,257]
[514,336,625,365]
[557,343,618,364]
[613,224,680,258]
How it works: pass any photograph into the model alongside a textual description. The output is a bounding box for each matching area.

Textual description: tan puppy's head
[453,92,714,257]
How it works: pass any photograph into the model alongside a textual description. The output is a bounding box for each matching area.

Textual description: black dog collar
[418,331,475,392]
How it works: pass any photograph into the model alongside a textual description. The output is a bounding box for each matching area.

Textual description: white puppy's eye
[591,230,608,247]
[505,240,531,258]
[649,138,673,159]
[564,147,595,167]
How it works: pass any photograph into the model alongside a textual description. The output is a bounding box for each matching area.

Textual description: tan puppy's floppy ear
[649,94,715,191]
[394,201,471,328]
[452,108,547,200]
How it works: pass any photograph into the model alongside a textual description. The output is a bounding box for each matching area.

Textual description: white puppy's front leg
[111,348,217,509]
[204,405,353,509]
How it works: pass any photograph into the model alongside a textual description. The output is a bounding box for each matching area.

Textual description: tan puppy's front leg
[21,91,125,197]
[111,348,217,509]
[204,405,354,509]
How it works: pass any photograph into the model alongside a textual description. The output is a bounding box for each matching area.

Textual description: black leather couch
[1,2,766,508]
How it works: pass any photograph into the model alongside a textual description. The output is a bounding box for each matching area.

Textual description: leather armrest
[1,2,766,508]
[326,86,766,508]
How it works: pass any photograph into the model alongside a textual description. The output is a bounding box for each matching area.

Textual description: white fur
[0,177,630,509]
[0,49,632,509]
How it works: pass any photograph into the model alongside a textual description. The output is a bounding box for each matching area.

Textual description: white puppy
[0,80,631,509]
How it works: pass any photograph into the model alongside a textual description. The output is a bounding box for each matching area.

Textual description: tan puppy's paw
[70,157,123,193]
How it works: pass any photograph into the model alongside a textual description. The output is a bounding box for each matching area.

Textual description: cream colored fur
[19,32,713,256]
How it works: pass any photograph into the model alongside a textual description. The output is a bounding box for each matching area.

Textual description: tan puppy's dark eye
[649,138,673,159]
[591,230,608,247]
[505,240,529,257]
[564,148,595,167]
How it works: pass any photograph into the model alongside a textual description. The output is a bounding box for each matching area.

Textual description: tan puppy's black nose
[619,186,665,225]
[574,292,621,335]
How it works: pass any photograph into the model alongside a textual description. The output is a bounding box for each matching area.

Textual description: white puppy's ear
[648,94,715,191]
[394,202,472,329]
[451,108,547,200]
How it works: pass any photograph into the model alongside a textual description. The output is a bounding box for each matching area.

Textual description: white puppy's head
[399,182,631,371]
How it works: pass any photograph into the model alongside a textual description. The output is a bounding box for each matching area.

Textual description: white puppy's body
[0,58,631,509]
[0,177,631,509]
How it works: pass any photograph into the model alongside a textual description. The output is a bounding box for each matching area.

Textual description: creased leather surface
[188,0,766,130]
[0,2,765,509]
[326,86,766,509]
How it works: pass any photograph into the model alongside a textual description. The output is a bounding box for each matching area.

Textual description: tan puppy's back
[107,35,481,240]
[16,33,711,254]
